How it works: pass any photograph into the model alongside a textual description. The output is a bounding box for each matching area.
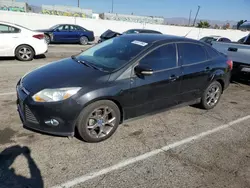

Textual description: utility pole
[111,0,114,13]
[193,5,200,26]
[188,10,192,26]
[78,0,80,7]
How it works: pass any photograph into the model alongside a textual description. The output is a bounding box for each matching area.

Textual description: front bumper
[16,84,82,137]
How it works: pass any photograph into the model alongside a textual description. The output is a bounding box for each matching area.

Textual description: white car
[0,21,48,61]
[199,35,231,45]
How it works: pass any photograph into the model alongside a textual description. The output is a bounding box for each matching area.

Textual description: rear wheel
[200,81,222,110]
[15,45,35,61]
[76,100,120,143]
[80,36,89,45]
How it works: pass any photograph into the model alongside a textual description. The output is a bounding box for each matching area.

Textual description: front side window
[0,24,20,33]
[76,37,151,71]
[56,25,69,31]
[178,43,207,65]
[139,43,177,71]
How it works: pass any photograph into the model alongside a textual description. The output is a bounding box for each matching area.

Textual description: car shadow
[34,54,46,59]
[49,42,94,46]
[231,75,250,86]
[0,57,16,61]
[0,55,46,62]
[0,145,44,188]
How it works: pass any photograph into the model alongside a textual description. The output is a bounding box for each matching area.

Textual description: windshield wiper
[71,55,105,71]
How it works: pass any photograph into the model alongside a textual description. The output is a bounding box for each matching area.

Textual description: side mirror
[55,29,60,32]
[134,65,153,76]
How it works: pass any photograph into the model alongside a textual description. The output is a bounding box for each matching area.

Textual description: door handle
[169,75,178,81]
[204,67,211,71]
[228,47,238,52]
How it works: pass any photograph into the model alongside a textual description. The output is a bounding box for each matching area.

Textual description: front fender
[76,79,131,110]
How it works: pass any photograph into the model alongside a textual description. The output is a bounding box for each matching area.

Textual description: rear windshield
[204,45,220,58]
[77,37,151,72]
[14,24,32,31]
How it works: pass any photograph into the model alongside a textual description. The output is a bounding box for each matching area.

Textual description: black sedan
[98,29,162,43]
[36,24,95,45]
[17,34,232,142]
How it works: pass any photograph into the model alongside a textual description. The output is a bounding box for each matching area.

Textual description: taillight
[33,34,44,40]
[227,59,233,70]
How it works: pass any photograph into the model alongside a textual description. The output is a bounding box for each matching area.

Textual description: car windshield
[77,37,150,72]
[49,25,60,30]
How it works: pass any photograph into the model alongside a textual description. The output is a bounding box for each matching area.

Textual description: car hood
[21,58,110,95]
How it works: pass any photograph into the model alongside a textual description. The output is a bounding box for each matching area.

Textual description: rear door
[0,24,21,56]
[177,42,212,103]
[69,25,81,42]
[128,43,182,118]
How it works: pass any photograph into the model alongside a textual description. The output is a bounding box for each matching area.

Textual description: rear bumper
[34,41,48,55]
[89,36,95,42]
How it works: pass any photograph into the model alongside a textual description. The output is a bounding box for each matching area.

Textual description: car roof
[119,34,199,44]
[0,21,16,26]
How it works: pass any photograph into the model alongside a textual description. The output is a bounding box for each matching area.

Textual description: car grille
[25,106,39,124]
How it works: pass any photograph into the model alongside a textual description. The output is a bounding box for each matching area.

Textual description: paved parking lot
[0,45,250,188]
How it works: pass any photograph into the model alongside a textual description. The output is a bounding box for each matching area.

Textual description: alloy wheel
[80,36,88,45]
[18,47,32,60]
[45,35,50,44]
[206,85,221,107]
[86,106,116,138]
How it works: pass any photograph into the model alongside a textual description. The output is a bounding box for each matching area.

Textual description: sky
[20,0,250,21]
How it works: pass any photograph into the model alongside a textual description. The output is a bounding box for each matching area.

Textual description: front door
[53,25,70,43]
[177,42,212,103]
[127,43,182,119]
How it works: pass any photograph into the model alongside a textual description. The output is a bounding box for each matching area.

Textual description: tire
[76,100,121,143]
[200,81,222,110]
[44,34,51,44]
[15,45,35,61]
[80,36,89,45]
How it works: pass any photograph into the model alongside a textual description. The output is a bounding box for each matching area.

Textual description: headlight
[32,87,81,102]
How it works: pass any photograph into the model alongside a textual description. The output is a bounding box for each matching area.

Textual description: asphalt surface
[0,45,250,188]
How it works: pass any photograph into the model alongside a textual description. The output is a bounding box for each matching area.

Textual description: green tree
[197,21,210,28]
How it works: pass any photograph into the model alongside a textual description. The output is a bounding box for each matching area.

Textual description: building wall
[41,5,92,18]
[100,13,164,25]
[0,0,27,12]
[0,10,248,41]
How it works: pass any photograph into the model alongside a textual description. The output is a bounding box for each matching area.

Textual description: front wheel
[76,100,121,143]
[44,34,51,44]
[200,81,222,110]
[15,45,35,61]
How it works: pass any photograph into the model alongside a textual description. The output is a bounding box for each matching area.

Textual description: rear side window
[204,45,220,59]
[220,38,231,42]
[178,43,207,65]
[0,24,20,33]
[140,43,177,71]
